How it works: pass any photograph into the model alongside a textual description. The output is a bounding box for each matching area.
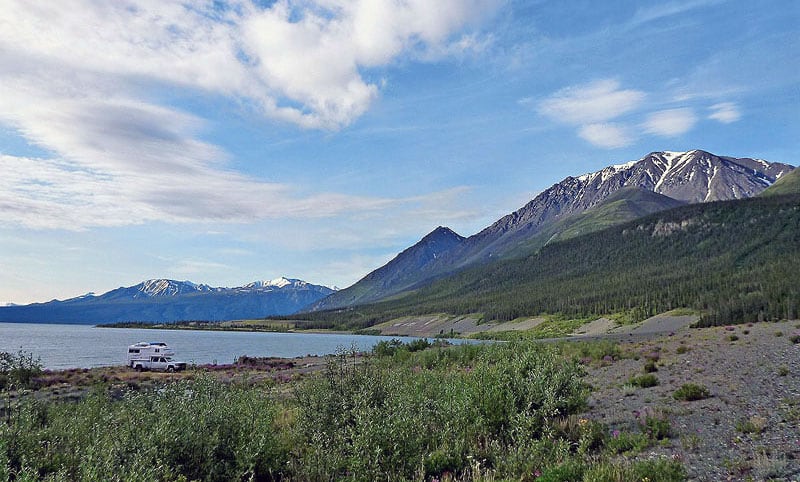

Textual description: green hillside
[760,168,800,197]
[505,187,685,257]
[293,194,800,329]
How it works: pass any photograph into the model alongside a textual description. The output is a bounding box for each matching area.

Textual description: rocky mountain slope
[309,227,465,309]
[0,278,334,324]
[312,149,794,311]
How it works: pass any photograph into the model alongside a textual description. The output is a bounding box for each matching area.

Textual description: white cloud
[537,79,646,125]
[536,79,644,148]
[643,108,697,137]
[578,123,634,149]
[708,102,741,123]
[0,0,497,229]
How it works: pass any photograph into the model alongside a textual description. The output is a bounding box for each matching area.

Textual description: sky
[1,0,798,304]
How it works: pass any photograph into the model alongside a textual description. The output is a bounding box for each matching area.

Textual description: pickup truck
[131,356,187,372]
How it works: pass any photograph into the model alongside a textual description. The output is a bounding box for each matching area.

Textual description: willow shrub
[1,377,286,482]
[292,342,588,481]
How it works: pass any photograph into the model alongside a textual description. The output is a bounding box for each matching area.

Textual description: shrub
[675,345,689,354]
[582,458,685,482]
[673,383,711,401]
[628,374,659,388]
[728,334,739,342]
[736,415,768,434]
[604,431,650,454]
[1,377,287,481]
[293,343,588,480]
[643,360,658,373]
[789,334,800,344]
[637,408,673,440]
[0,350,42,390]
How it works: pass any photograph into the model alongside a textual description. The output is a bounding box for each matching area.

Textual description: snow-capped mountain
[0,278,335,324]
[311,149,794,311]
[242,277,308,290]
[469,149,793,256]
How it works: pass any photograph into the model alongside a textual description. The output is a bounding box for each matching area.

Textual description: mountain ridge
[311,149,793,311]
[0,277,335,324]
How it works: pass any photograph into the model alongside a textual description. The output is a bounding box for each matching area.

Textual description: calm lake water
[0,322,447,370]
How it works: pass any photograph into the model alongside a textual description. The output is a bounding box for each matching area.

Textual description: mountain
[505,187,686,257]
[0,278,335,325]
[311,227,465,310]
[294,193,800,329]
[760,167,799,197]
[311,149,793,311]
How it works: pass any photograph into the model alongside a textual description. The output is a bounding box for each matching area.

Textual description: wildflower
[612,429,620,438]
[578,418,589,427]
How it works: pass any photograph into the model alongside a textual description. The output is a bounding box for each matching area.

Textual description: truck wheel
[167,366,175,373]
[135,365,142,372]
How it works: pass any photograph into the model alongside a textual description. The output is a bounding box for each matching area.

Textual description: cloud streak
[0,0,497,229]
[643,108,698,137]
[708,102,741,124]
[537,79,645,125]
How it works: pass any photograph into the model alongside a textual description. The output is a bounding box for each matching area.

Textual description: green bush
[1,377,286,481]
[0,350,42,390]
[673,383,711,401]
[604,431,650,454]
[292,343,588,480]
[628,374,659,388]
[582,458,685,482]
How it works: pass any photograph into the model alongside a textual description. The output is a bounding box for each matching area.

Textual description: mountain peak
[245,277,306,289]
[421,226,464,243]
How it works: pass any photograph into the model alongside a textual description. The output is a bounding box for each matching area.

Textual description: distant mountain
[310,149,793,311]
[312,227,465,310]
[0,278,335,325]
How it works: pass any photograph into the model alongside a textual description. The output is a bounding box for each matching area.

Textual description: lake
[0,322,450,370]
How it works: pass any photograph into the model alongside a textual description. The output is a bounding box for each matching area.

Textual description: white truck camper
[127,342,186,371]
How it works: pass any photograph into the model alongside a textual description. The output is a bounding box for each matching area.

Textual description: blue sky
[1,0,798,304]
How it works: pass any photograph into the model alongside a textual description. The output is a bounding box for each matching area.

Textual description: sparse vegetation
[736,415,768,434]
[628,373,659,388]
[673,383,711,401]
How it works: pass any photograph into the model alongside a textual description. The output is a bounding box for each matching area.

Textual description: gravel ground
[582,320,800,481]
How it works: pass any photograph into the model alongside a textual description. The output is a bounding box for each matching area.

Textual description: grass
[472,314,596,340]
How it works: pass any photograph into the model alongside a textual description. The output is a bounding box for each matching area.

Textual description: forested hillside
[292,194,800,329]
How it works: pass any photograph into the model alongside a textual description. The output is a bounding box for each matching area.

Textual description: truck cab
[131,356,187,372]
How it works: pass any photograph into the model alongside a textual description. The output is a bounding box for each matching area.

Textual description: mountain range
[0,278,334,325]
[4,148,795,326]
[313,149,794,311]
